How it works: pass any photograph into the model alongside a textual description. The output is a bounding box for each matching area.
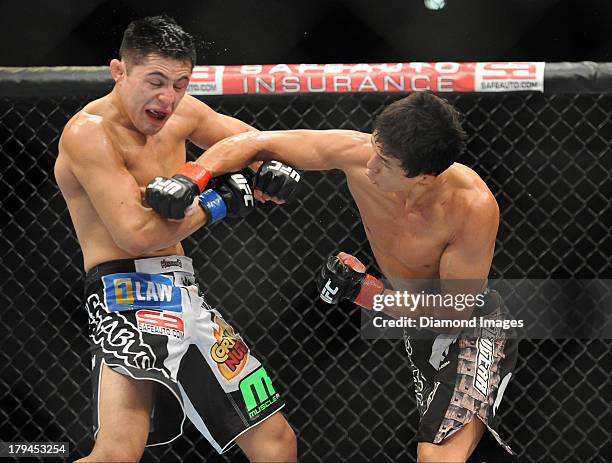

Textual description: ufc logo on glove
[149,177,182,194]
[230,173,254,207]
[267,160,301,182]
[320,279,339,303]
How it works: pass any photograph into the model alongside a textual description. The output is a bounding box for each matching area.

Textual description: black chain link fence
[1,91,611,462]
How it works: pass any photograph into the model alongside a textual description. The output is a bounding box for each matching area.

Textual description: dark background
[2,90,610,462]
[1,0,612,66]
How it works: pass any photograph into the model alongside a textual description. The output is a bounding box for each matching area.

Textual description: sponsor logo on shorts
[473,327,497,397]
[320,279,338,303]
[136,310,185,339]
[102,273,182,313]
[239,366,280,420]
[429,335,456,371]
[404,337,428,414]
[85,294,171,379]
[210,315,249,381]
[160,258,182,269]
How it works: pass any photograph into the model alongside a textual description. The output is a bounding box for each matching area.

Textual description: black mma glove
[199,172,255,224]
[254,160,301,202]
[316,252,384,310]
[145,162,211,219]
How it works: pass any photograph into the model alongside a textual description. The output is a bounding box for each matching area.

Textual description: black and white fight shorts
[403,290,518,458]
[83,255,284,453]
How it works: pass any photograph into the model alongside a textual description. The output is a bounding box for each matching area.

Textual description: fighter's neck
[393,174,447,209]
[106,88,143,137]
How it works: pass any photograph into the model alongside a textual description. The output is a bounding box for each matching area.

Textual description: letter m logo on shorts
[239,366,279,420]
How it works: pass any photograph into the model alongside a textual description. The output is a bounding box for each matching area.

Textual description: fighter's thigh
[417,417,486,463]
[235,412,296,462]
[96,363,155,448]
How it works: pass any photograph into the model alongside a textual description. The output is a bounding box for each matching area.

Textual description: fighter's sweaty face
[120,54,192,135]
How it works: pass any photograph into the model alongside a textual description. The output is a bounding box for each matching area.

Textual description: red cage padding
[188,62,545,95]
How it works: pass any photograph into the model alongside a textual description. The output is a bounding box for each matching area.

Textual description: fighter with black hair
[146,92,518,462]
[56,15,298,462]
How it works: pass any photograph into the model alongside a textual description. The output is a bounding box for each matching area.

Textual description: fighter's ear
[110,59,126,82]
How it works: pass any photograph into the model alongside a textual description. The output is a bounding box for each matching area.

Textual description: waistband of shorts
[85,255,195,288]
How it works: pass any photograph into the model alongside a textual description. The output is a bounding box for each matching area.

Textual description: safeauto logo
[136,310,185,339]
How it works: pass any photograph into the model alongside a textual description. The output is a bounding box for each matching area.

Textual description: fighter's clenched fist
[146,162,211,219]
[316,252,384,310]
[199,173,255,224]
[254,160,301,203]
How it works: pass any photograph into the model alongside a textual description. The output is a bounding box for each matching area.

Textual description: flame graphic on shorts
[210,315,249,381]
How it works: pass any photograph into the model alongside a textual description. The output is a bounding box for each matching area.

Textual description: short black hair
[119,15,196,68]
[372,92,467,177]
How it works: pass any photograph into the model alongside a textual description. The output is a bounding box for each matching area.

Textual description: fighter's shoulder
[447,164,499,222]
[62,113,108,151]
[60,108,119,165]
[170,94,218,132]
[329,129,370,145]
[175,94,216,120]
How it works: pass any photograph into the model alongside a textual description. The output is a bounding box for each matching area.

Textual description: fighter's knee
[78,446,144,463]
[90,446,145,463]
[85,430,147,462]
[262,418,296,459]
[277,419,297,450]
[238,414,297,462]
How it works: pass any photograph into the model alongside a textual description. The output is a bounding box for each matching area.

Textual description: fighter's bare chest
[121,138,187,187]
[364,207,446,267]
[348,182,450,276]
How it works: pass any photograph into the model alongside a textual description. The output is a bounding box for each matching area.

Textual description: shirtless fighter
[54,16,297,462]
[145,92,518,462]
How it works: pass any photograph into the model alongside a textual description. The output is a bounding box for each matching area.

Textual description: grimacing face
[117,54,192,135]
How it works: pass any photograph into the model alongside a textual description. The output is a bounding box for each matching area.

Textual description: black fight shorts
[403,290,518,458]
[83,256,284,453]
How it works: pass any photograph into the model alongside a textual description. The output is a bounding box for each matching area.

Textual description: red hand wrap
[338,253,384,309]
[354,274,385,309]
[175,162,211,191]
